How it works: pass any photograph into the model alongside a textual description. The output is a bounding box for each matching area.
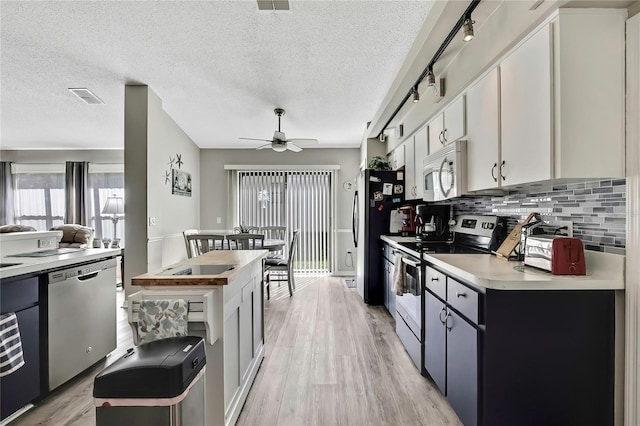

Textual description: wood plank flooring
[236,276,461,426]
[10,276,460,426]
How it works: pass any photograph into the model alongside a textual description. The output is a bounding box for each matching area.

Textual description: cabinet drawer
[426,267,446,300]
[1,276,39,313]
[383,244,396,263]
[447,278,479,324]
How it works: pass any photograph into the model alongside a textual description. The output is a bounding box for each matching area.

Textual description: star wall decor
[168,156,175,169]
[164,170,171,184]
[176,154,183,169]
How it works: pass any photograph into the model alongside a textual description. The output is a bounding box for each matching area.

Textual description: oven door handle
[401,257,420,268]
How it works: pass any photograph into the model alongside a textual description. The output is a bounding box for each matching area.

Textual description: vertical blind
[237,169,334,274]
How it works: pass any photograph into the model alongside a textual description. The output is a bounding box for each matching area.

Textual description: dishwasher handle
[77,271,100,281]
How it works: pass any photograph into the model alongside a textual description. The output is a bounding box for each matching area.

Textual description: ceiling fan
[240,108,318,152]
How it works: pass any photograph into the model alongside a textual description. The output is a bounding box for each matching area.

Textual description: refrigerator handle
[352,190,358,247]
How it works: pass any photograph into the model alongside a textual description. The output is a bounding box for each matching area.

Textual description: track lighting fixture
[426,68,436,86]
[462,17,475,42]
[375,0,480,142]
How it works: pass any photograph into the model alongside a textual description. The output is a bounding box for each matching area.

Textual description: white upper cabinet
[388,143,405,170]
[499,10,625,187]
[428,112,444,155]
[404,126,428,200]
[500,25,552,187]
[466,68,501,192]
[404,138,416,199]
[413,126,428,198]
[428,96,466,155]
[444,96,466,144]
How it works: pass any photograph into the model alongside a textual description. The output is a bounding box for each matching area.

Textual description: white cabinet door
[395,144,405,169]
[414,126,428,199]
[466,68,501,191]
[500,25,552,186]
[404,138,416,199]
[444,95,466,143]
[428,113,444,155]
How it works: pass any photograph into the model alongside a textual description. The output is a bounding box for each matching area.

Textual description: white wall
[124,85,200,295]
[0,150,123,163]
[199,148,359,274]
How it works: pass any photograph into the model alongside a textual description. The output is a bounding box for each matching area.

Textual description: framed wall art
[172,169,192,197]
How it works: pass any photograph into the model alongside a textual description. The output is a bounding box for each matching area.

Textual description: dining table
[196,231,285,252]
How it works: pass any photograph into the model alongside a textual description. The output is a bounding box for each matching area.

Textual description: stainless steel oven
[395,251,423,369]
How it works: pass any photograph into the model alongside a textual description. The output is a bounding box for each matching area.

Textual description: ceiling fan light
[272,143,287,152]
[462,18,475,42]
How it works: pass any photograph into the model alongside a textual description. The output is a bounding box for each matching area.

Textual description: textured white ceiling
[0,1,434,150]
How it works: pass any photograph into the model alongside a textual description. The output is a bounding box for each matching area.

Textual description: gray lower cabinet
[423,264,617,426]
[446,310,478,426]
[424,291,446,394]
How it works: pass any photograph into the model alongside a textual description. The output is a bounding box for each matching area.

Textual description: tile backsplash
[448,179,627,254]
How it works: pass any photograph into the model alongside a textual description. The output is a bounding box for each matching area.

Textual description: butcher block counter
[130,249,268,426]
[131,249,267,286]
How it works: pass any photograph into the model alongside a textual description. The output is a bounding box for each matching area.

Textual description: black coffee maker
[415,204,451,242]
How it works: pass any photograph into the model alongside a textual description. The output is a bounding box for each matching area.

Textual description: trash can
[93,336,206,426]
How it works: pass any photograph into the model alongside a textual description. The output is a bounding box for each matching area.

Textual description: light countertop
[132,249,268,286]
[0,248,122,280]
[381,235,625,291]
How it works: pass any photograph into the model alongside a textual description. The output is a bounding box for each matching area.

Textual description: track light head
[412,86,420,103]
[426,69,435,86]
[462,18,475,42]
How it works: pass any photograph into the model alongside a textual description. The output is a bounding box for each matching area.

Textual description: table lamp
[102,194,124,248]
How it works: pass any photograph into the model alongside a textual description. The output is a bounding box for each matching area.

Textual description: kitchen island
[131,249,267,426]
[381,235,625,426]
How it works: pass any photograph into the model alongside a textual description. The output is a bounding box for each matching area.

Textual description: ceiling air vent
[68,88,104,105]
[257,0,290,11]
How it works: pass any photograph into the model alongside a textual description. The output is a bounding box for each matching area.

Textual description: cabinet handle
[491,163,497,182]
[438,130,445,145]
[500,160,506,181]
[431,277,439,281]
[438,306,447,324]
[443,128,448,143]
[456,292,466,298]
[445,312,453,331]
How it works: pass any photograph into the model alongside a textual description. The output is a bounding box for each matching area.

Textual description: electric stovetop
[398,241,489,255]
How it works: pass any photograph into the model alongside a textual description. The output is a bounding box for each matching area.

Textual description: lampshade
[102,195,124,215]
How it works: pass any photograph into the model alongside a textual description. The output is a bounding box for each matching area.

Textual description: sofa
[50,224,94,248]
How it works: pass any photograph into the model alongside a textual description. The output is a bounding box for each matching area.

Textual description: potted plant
[368,156,392,171]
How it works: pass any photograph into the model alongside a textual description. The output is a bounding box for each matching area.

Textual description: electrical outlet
[217,217,222,224]
[38,239,55,248]
[149,217,157,226]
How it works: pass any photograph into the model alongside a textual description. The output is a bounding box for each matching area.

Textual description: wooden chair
[260,226,286,240]
[264,231,299,299]
[186,233,226,257]
[227,233,264,250]
[183,229,199,259]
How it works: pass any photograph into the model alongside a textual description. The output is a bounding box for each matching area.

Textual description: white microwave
[422,140,468,201]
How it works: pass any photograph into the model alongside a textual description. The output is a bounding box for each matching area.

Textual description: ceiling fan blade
[286,143,302,152]
[256,143,272,150]
[287,138,318,146]
[240,137,272,142]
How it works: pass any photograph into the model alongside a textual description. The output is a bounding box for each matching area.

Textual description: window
[12,164,65,230]
[235,168,335,274]
[89,164,124,245]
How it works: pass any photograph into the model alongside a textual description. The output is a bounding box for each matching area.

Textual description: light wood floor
[10,276,460,426]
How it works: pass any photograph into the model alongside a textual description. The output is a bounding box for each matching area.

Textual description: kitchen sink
[0,262,23,268]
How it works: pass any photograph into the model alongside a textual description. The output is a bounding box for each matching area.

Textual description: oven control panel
[451,215,500,237]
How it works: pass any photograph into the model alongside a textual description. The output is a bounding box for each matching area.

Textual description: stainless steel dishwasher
[47,258,117,390]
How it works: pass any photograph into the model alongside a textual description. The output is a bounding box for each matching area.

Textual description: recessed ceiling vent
[68,88,104,105]
[257,0,290,11]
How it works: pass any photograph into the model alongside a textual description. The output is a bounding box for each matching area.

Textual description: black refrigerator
[353,169,404,304]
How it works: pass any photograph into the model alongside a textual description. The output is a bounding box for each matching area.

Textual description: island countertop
[131,249,268,286]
